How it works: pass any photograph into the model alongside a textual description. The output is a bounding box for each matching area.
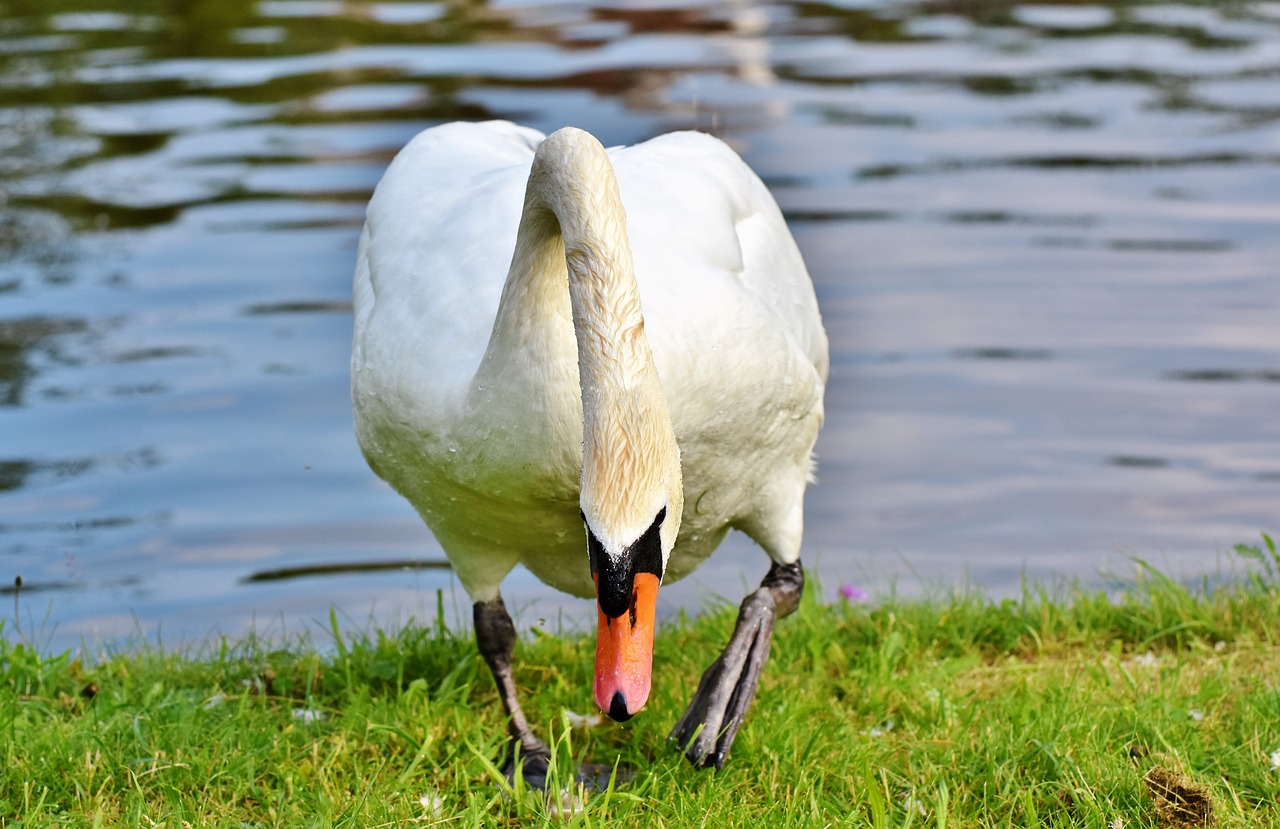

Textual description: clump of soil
[1143,765,1214,828]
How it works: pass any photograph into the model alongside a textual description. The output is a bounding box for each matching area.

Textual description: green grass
[3,537,1280,827]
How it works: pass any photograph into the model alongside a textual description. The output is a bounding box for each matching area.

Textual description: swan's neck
[481,128,680,549]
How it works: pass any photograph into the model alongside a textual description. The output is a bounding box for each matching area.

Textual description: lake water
[2,0,1278,654]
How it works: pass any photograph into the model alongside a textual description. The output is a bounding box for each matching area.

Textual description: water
[2,0,1277,654]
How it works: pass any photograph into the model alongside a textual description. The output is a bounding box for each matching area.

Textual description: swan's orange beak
[593,571,659,721]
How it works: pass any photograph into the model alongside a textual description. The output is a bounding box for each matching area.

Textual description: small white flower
[1189,708,1204,721]
[291,707,326,724]
[864,718,894,737]
[1214,641,1226,652]
[1269,749,1280,769]
[419,793,444,815]
[547,786,587,817]
[902,793,927,817]
[1132,651,1157,667]
[562,709,603,729]
[1110,819,1125,829]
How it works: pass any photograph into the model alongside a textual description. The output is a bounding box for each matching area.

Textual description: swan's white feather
[353,121,827,601]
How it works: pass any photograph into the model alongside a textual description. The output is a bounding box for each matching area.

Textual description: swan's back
[354,122,826,393]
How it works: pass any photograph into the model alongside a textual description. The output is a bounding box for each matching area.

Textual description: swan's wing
[610,132,829,385]
[353,121,544,408]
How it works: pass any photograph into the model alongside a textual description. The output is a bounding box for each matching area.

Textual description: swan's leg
[474,595,551,788]
[668,560,803,770]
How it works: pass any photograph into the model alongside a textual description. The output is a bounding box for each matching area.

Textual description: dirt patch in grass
[1144,765,1214,828]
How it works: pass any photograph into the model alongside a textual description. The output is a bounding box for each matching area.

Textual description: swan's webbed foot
[668,561,803,770]
[501,736,552,789]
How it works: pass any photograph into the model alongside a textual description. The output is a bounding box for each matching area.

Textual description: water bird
[351,121,828,780]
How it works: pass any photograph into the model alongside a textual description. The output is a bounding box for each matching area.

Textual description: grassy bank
[4,540,1280,828]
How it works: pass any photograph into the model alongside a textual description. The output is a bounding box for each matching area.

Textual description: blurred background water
[1,0,1277,654]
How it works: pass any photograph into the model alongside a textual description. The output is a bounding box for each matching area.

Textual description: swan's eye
[641,507,666,563]
[625,507,666,579]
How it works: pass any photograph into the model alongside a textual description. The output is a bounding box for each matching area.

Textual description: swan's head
[579,367,683,722]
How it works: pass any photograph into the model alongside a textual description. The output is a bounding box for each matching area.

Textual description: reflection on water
[1,0,1278,652]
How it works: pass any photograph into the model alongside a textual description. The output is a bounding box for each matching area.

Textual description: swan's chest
[356,334,596,587]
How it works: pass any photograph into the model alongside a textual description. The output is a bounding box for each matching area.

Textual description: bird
[351,120,828,782]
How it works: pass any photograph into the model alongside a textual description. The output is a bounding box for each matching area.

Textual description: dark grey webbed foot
[505,744,638,791]
[668,592,776,768]
[502,737,552,789]
[668,561,804,769]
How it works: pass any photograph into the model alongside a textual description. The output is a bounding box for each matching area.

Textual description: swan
[351,121,828,780]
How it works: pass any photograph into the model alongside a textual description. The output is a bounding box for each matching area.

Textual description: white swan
[352,121,827,778]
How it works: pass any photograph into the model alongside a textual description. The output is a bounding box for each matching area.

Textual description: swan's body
[352,121,827,773]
